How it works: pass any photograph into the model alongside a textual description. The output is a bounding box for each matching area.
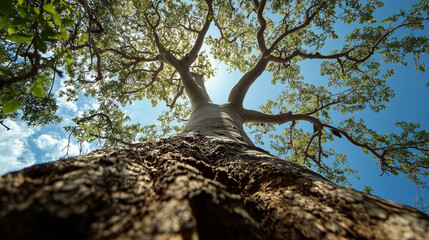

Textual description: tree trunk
[0,134,428,240]
[181,104,252,145]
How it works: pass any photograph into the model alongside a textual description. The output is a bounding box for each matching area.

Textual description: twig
[0,120,11,131]
[76,113,113,125]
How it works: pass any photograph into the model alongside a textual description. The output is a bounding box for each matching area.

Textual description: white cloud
[57,96,78,112]
[35,134,59,150]
[0,119,93,176]
[0,121,37,175]
[34,134,91,162]
[92,102,100,110]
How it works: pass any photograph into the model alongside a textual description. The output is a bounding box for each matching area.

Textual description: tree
[1,0,429,239]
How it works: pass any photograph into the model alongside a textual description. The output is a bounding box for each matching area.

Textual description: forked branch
[269,17,429,64]
[227,57,270,107]
[142,0,213,110]
[267,1,321,54]
[180,0,213,66]
[227,1,321,107]
[244,108,428,172]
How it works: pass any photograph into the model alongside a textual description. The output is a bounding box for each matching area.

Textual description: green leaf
[78,33,88,44]
[40,24,56,38]
[0,17,11,29]
[36,76,46,84]
[6,33,33,43]
[7,87,20,95]
[34,37,48,53]
[7,27,14,35]
[0,66,14,76]
[45,36,59,43]
[0,0,17,17]
[31,84,45,98]
[43,4,56,16]
[65,56,73,67]
[53,14,61,26]
[62,18,74,27]
[60,28,69,40]
[10,17,26,27]
[33,7,40,15]
[16,6,30,18]
[2,99,21,114]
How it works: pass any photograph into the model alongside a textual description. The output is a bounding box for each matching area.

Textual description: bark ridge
[0,135,428,239]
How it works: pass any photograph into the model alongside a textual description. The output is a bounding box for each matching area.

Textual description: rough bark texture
[1,134,428,239]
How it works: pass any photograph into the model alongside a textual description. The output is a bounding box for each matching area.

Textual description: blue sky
[1,0,428,211]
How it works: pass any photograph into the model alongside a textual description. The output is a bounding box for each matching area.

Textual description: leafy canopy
[1,0,429,210]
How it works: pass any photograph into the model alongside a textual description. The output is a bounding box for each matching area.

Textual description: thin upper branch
[269,17,429,64]
[267,1,320,54]
[180,0,213,66]
[0,54,60,90]
[0,120,10,131]
[99,48,158,62]
[167,85,185,108]
[269,49,353,63]
[142,1,212,110]
[76,113,112,125]
[253,0,268,54]
[347,17,429,63]
[88,132,140,147]
[243,108,395,170]
[321,124,387,167]
[374,143,429,152]
[304,99,341,115]
[226,1,322,107]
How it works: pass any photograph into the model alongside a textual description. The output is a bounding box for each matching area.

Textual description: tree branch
[77,0,104,34]
[253,0,268,54]
[244,109,328,166]
[227,57,270,107]
[190,72,206,91]
[178,71,212,111]
[267,1,320,54]
[89,133,139,147]
[243,109,292,124]
[0,54,61,90]
[99,48,158,62]
[167,85,185,109]
[245,110,325,134]
[304,99,341,115]
[269,49,353,63]
[121,63,164,94]
[302,131,324,167]
[0,120,10,131]
[144,4,169,57]
[250,110,426,175]
[269,17,429,64]
[76,113,112,125]
[243,109,388,170]
[321,124,392,172]
[347,17,429,63]
[374,144,429,152]
[180,0,213,66]
[142,2,212,111]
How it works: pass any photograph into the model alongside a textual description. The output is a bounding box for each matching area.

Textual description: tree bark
[0,134,428,240]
